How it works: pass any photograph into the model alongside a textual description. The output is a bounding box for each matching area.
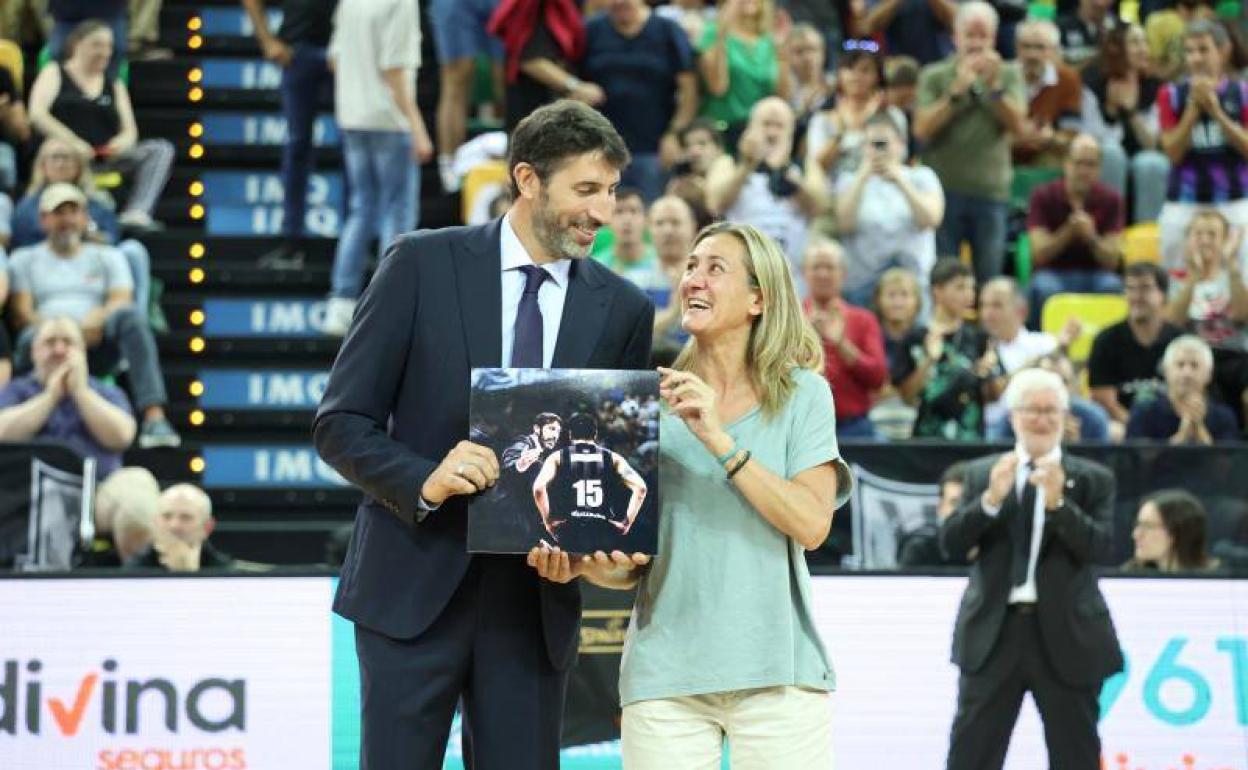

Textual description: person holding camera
[705,96,827,290]
[834,111,944,308]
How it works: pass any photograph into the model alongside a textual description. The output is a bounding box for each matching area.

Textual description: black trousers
[354,556,568,770]
[946,607,1102,770]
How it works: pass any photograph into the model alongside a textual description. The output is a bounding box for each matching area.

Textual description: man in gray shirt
[7,183,179,448]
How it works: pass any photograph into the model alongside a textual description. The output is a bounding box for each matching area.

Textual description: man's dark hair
[507,99,631,198]
[534,412,562,429]
[680,117,725,149]
[566,412,598,442]
[1125,262,1168,294]
[929,257,973,289]
[939,461,967,489]
[885,55,919,87]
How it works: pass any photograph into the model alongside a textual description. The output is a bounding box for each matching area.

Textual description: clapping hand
[1029,457,1066,511]
[983,453,1019,508]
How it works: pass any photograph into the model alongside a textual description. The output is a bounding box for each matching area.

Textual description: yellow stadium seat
[461,159,509,225]
[0,40,23,94]
[1122,221,1160,265]
[1040,293,1128,363]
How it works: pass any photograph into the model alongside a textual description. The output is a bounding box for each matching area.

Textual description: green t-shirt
[696,21,778,130]
[619,369,853,706]
[916,56,1025,202]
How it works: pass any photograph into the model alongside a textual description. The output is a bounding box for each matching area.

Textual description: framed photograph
[468,368,660,555]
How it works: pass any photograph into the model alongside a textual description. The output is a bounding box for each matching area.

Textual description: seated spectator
[868,267,923,439]
[915,1,1026,284]
[977,276,1058,426]
[80,465,159,567]
[28,21,175,230]
[1084,23,1169,225]
[1012,19,1084,168]
[695,0,790,144]
[13,138,154,321]
[787,23,833,135]
[665,117,725,226]
[1026,133,1125,322]
[582,0,698,203]
[892,257,999,440]
[8,184,179,447]
[0,56,31,193]
[598,188,666,293]
[127,483,234,571]
[46,2,128,78]
[1124,489,1220,571]
[992,352,1111,441]
[807,42,906,178]
[1157,20,1248,270]
[648,194,698,358]
[706,96,825,284]
[855,0,956,66]
[1057,0,1118,70]
[801,237,889,439]
[1126,334,1240,443]
[896,461,971,567]
[1088,262,1183,428]
[1145,0,1215,81]
[0,317,135,477]
[835,111,944,307]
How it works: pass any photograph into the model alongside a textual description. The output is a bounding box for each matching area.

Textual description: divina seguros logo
[1,658,248,769]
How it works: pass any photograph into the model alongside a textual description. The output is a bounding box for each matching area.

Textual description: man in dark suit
[314,100,655,770]
[940,367,1124,770]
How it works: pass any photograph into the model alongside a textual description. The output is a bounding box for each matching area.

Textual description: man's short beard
[48,230,81,254]
[532,190,593,261]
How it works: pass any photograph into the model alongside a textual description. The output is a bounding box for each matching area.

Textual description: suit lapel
[453,219,504,369]
[552,259,612,368]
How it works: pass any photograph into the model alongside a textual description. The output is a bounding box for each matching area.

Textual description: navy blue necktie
[511,265,548,368]
[1011,461,1037,587]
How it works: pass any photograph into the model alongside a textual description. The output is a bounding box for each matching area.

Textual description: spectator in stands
[1026,133,1125,323]
[13,137,153,322]
[599,188,666,293]
[648,195,698,357]
[1085,23,1169,224]
[1013,19,1083,169]
[242,0,336,271]
[128,0,171,60]
[1088,262,1183,427]
[1146,0,1215,81]
[323,0,431,337]
[8,184,179,447]
[28,20,175,231]
[128,483,234,571]
[0,317,134,476]
[885,56,921,157]
[1127,334,1240,442]
[583,0,698,204]
[892,257,1000,440]
[854,0,956,66]
[802,237,889,439]
[666,117,725,224]
[835,111,944,307]
[993,351,1112,441]
[81,465,159,566]
[977,277,1058,428]
[655,0,717,49]
[696,0,791,144]
[869,267,924,439]
[706,96,824,283]
[787,23,833,133]
[429,0,503,193]
[1157,20,1248,270]
[915,1,1026,285]
[0,56,31,193]
[46,1,128,77]
[806,42,905,178]
[1124,489,1219,571]
[897,461,970,567]
[1058,0,1117,69]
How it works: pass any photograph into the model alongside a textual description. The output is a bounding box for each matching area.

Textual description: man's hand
[952,55,980,97]
[420,441,499,505]
[568,81,607,106]
[153,534,201,572]
[516,446,543,473]
[1178,392,1207,424]
[810,306,845,345]
[1069,208,1097,242]
[983,453,1019,509]
[977,50,1003,88]
[65,349,89,396]
[259,35,293,67]
[1030,457,1066,511]
[738,128,765,168]
[1191,76,1219,113]
[43,363,71,401]
[1057,316,1083,349]
[923,324,946,361]
[410,124,434,162]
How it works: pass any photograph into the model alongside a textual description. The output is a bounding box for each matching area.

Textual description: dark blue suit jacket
[313,218,655,671]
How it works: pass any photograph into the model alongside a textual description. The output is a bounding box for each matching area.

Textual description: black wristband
[727,450,752,479]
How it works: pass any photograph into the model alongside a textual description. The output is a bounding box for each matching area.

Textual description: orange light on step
[189,242,205,259]
[189,410,205,427]
[189,181,204,197]
[190,456,205,473]
[188,86,204,102]
[189,380,204,397]
[189,267,206,284]
[187,67,203,84]
[188,34,203,49]
[190,203,205,220]
[188,144,204,160]
[189,310,205,326]
[189,337,206,353]
[188,122,203,138]
[187,17,202,32]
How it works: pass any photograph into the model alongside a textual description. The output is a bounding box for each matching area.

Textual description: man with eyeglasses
[941,366,1122,770]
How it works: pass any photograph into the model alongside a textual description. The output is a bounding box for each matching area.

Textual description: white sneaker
[322,297,357,337]
[439,155,460,193]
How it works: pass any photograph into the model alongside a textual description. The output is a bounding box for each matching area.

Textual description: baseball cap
[39,182,88,213]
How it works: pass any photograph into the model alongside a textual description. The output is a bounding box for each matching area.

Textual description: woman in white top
[804,42,906,178]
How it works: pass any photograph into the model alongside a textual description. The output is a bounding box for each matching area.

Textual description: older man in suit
[314,100,654,770]
[940,367,1123,769]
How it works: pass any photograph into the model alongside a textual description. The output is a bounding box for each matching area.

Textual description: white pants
[621,686,834,770]
[1158,198,1248,271]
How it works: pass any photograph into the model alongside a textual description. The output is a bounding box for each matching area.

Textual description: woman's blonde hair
[27,137,96,197]
[672,222,823,417]
[720,0,774,34]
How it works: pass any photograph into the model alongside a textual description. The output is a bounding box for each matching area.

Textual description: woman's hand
[527,545,650,587]
[658,366,726,446]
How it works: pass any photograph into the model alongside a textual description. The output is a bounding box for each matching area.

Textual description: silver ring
[456,463,467,476]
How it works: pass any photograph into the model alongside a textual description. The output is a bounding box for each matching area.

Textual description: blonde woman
[531,222,851,767]
[697,0,791,142]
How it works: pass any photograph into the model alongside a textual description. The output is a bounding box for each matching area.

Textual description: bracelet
[563,74,582,94]
[726,450,752,479]
[715,443,739,466]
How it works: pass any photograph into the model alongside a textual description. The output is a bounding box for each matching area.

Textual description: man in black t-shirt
[1088,262,1182,428]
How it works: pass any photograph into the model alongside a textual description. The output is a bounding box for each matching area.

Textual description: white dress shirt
[499,212,572,368]
[981,444,1062,604]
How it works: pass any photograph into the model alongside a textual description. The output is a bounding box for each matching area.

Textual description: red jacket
[803,298,889,420]
[487,0,586,83]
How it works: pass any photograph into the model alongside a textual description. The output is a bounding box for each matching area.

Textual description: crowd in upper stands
[0,0,1246,572]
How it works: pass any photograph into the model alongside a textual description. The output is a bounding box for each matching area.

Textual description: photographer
[706,97,827,287]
